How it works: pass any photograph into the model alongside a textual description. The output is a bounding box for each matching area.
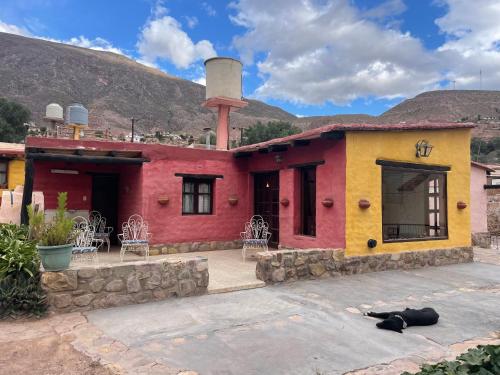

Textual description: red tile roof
[0,142,25,157]
[232,122,475,153]
[471,161,496,172]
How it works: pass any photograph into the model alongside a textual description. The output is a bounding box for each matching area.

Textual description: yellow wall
[345,129,471,256]
[3,159,25,190]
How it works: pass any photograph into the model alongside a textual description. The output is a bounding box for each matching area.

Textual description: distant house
[0,142,25,191]
[470,161,495,247]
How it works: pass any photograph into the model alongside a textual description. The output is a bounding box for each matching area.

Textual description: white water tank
[45,103,63,120]
[65,103,88,126]
[204,57,243,100]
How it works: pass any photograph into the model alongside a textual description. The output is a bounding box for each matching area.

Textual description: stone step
[207,281,266,295]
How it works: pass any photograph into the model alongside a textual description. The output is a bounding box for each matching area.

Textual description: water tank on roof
[65,103,88,126]
[45,103,63,120]
[204,57,242,100]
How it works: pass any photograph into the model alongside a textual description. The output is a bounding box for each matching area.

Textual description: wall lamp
[415,140,433,158]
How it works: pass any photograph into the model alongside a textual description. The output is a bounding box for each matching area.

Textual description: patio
[73,248,265,295]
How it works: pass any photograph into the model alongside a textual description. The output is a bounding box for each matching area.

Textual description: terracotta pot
[157,196,169,205]
[228,196,238,206]
[457,201,467,209]
[322,198,334,208]
[280,198,290,206]
[359,199,371,209]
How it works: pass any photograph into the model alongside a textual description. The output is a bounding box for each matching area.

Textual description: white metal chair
[88,210,113,252]
[71,216,98,264]
[240,215,272,260]
[118,214,150,261]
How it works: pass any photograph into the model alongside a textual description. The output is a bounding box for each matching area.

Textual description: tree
[0,98,31,143]
[240,121,301,146]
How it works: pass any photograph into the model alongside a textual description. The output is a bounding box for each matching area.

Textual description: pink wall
[27,137,346,249]
[242,138,346,249]
[470,164,489,233]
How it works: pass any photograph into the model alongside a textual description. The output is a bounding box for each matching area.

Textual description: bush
[402,345,500,375]
[0,224,47,318]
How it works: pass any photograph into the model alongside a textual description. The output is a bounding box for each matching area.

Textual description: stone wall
[42,257,209,313]
[487,194,500,233]
[256,247,473,283]
[471,232,491,248]
[150,240,242,255]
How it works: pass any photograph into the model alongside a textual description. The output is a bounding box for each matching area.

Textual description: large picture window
[182,178,213,215]
[382,167,448,242]
[300,166,316,236]
[0,161,7,189]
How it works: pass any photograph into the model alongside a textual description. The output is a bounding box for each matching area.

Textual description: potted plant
[28,192,75,271]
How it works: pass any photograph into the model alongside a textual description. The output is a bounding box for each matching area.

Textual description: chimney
[202,57,248,150]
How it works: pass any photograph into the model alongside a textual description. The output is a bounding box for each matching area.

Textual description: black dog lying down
[364,307,439,333]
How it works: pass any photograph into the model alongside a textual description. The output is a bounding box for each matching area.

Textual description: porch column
[20,157,34,225]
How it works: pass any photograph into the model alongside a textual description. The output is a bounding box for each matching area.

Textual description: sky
[1,0,500,117]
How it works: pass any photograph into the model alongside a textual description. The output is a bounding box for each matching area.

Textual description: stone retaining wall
[42,257,209,313]
[256,247,473,283]
[471,232,491,248]
[149,239,242,255]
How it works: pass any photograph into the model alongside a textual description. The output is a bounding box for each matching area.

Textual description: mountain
[301,90,500,139]
[1,32,499,141]
[0,32,295,136]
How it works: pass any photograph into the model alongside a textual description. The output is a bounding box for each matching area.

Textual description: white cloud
[192,76,206,85]
[185,16,199,29]
[231,0,500,105]
[137,14,216,69]
[231,0,440,105]
[202,2,217,16]
[0,20,31,36]
[435,0,500,89]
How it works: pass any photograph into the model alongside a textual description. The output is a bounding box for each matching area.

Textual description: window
[182,178,213,214]
[0,161,7,189]
[300,166,316,236]
[382,167,448,242]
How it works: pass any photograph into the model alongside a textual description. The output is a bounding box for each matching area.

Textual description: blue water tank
[65,103,88,126]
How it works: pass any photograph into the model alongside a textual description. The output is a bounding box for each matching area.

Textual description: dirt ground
[0,316,114,375]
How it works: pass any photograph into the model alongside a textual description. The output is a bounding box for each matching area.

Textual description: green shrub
[402,345,500,375]
[0,224,39,278]
[0,224,47,318]
[0,272,47,318]
[29,192,75,246]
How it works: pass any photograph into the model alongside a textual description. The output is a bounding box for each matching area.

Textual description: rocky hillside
[301,90,500,139]
[0,32,295,136]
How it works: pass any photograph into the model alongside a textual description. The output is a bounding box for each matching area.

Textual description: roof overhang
[26,147,149,165]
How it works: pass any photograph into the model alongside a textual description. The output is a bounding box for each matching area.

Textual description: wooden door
[92,174,119,243]
[254,172,279,248]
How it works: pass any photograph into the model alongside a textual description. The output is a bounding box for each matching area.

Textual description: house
[470,161,494,247]
[22,121,473,259]
[0,142,25,191]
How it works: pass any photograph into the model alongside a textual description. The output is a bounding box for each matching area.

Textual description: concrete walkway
[87,248,265,294]
[87,262,500,375]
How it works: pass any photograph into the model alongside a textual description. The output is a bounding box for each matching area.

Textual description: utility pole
[232,126,244,146]
[452,80,456,90]
[480,69,482,90]
[130,117,136,143]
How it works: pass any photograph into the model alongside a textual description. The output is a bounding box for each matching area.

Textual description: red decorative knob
[322,198,334,207]
[280,198,290,206]
[457,201,467,209]
[359,199,371,209]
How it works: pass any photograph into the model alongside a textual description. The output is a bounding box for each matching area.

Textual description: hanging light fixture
[415,140,433,157]
[266,181,270,188]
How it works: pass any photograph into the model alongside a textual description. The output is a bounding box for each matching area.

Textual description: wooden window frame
[381,165,448,243]
[182,178,213,215]
[299,166,317,236]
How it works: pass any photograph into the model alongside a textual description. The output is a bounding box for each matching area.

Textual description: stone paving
[474,245,500,265]
[87,261,500,374]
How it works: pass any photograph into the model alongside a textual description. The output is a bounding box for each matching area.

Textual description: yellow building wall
[7,159,25,190]
[345,129,471,256]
